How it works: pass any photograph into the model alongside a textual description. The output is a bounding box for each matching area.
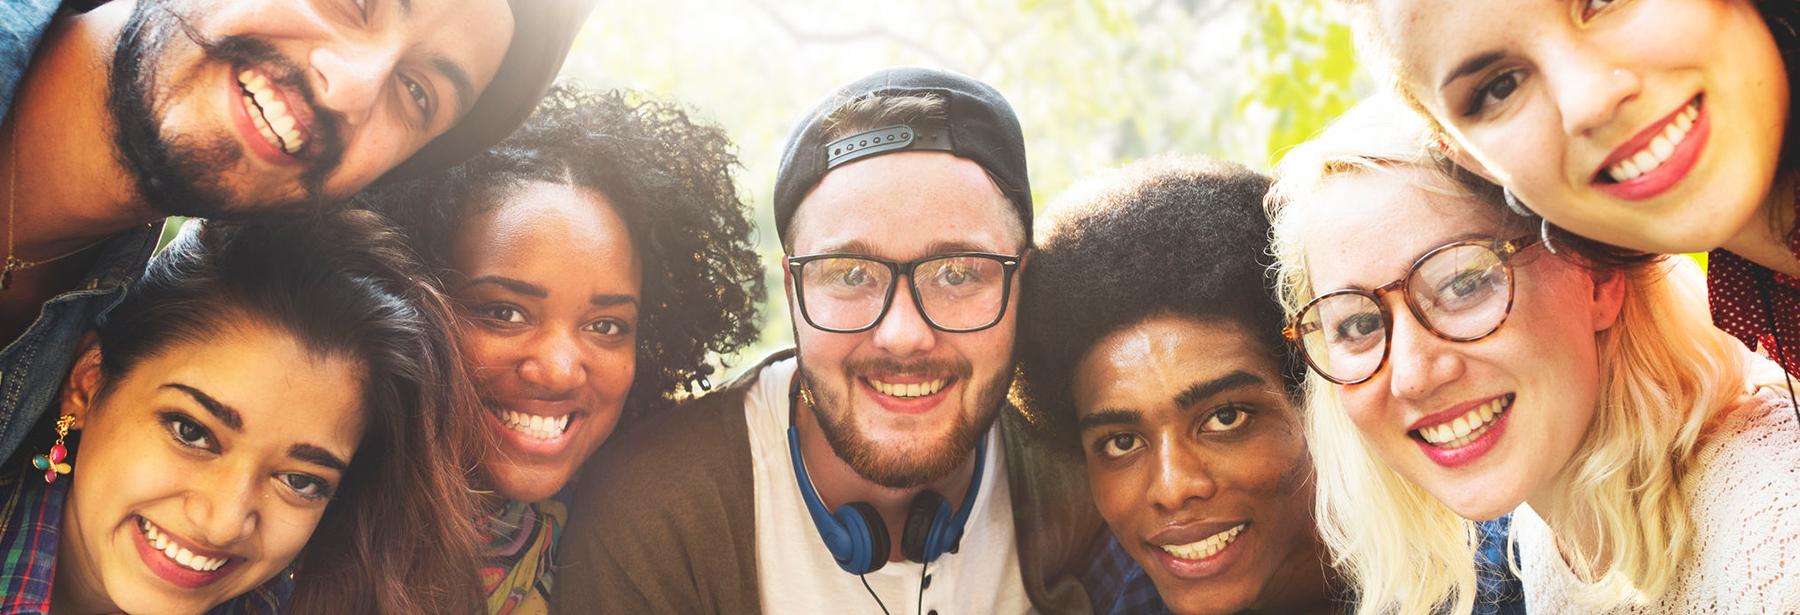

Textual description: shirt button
[921,575,932,589]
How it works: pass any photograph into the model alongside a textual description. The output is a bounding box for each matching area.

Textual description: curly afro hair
[1016,154,1302,448]
[363,83,766,422]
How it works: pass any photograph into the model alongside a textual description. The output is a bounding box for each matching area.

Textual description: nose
[308,41,401,127]
[186,463,259,547]
[518,328,588,394]
[1551,46,1641,138]
[1147,437,1217,511]
[1385,304,1464,402]
[869,282,937,356]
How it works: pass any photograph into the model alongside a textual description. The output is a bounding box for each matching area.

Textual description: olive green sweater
[551,349,1103,614]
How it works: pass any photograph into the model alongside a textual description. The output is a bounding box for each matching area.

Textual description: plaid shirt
[0,453,289,614]
[1078,517,1528,615]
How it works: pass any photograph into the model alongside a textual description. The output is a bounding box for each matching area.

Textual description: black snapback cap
[772,66,1032,246]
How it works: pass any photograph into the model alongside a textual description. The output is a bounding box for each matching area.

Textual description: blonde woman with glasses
[1265,95,1800,615]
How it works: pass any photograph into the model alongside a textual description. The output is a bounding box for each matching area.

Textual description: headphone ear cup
[900,490,951,563]
[839,502,890,574]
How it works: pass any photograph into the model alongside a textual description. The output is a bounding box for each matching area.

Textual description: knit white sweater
[1515,388,1800,614]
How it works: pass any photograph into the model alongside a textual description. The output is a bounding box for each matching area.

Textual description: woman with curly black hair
[363,83,765,613]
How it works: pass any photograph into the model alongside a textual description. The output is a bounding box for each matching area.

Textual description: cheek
[1085,462,1144,529]
[590,344,637,402]
[256,507,329,570]
[1337,385,1392,434]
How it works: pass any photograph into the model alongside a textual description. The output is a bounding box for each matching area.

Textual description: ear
[781,256,795,304]
[59,331,104,430]
[1589,270,1628,332]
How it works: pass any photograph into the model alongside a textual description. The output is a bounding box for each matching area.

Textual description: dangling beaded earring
[31,414,74,483]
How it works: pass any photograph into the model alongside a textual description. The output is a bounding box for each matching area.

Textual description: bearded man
[0,0,593,461]
[555,66,1104,615]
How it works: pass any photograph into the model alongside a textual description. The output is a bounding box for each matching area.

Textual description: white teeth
[1159,524,1246,560]
[496,409,572,439]
[1606,99,1700,182]
[139,517,228,573]
[1417,396,1513,448]
[235,69,306,154]
[869,378,948,399]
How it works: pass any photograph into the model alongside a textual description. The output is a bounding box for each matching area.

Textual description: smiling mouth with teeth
[236,69,308,156]
[138,517,230,573]
[866,377,950,399]
[495,408,573,440]
[1601,97,1701,183]
[1159,523,1246,561]
[1414,394,1514,450]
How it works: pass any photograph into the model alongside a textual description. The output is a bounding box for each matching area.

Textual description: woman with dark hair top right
[365,83,765,613]
[1269,95,1800,614]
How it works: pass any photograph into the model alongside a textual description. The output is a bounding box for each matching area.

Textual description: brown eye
[1201,405,1255,433]
[1096,433,1143,459]
[1464,69,1523,117]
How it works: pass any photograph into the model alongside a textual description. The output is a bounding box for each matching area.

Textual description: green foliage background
[547,0,1369,378]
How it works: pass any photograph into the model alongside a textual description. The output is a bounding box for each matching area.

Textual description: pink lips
[1412,402,1512,468]
[1592,98,1709,201]
[1147,524,1250,581]
[131,516,239,590]
[858,375,956,416]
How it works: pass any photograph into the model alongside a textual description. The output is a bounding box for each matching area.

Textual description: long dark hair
[365,84,766,423]
[96,211,484,614]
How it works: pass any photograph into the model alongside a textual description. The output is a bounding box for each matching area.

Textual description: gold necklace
[3,126,110,291]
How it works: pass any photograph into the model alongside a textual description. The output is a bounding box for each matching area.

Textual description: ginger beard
[108,0,345,219]
[797,353,1009,490]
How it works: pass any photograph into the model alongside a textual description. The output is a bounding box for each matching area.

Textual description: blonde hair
[1266,95,1786,614]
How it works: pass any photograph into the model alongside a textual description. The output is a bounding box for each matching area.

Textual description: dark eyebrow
[1078,408,1141,432]
[590,294,639,308]
[1439,51,1506,91]
[429,54,477,119]
[164,384,243,432]
[1173,370,1267,410]
[463,275,547,298]
[288,443,350,473]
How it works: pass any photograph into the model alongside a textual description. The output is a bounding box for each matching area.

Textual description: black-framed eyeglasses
[787,252,1022,333]
[1283,234,1539,385]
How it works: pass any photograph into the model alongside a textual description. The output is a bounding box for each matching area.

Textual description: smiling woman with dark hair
[364,83,766,612]
[0,211,486,615]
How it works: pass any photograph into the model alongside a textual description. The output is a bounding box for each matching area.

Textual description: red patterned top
[1707,190,1800,374]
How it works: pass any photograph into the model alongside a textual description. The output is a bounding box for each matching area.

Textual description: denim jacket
[0,226,159,464]
[0,0,162,463]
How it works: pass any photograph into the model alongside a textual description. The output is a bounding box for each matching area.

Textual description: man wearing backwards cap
[0,0,593,462]
[556,66,1103,614]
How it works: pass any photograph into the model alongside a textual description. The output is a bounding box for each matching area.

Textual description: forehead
[789,152,1020,257]
[131,318,366,449]
[1370,0,1536,90]
[1074,316,1283,415]
[1301,167,1508,288]
[453,182,643,285]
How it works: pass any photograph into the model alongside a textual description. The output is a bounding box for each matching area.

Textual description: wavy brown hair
[96,211,485,614]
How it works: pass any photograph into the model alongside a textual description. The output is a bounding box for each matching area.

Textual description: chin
[486,464,574,504]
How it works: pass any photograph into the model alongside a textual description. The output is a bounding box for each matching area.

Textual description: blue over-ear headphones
[787,378,987,575]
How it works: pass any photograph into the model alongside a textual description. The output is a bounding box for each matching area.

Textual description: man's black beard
[107,0,345,219]
[798,356,1009,490]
